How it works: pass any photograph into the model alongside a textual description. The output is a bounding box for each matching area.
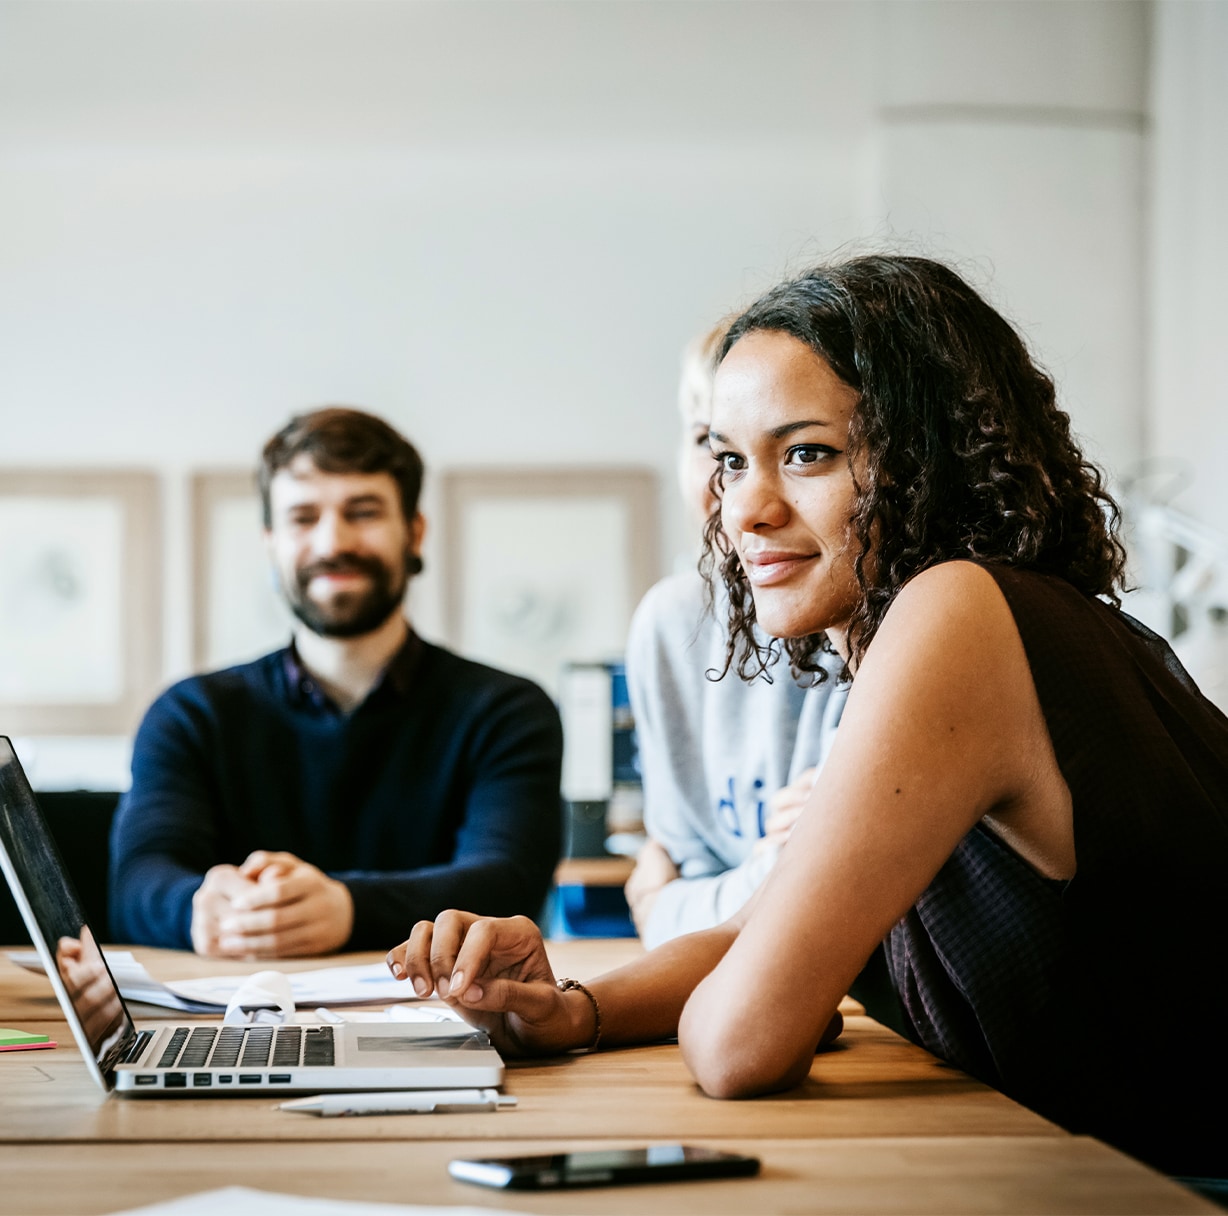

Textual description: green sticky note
[0,1028,50,1047]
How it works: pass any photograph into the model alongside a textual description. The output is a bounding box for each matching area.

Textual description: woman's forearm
[584,922,740,1048]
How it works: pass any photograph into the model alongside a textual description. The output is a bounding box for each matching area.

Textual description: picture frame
[190,470,292,672]
[0,470,161,735]
[440,468,658,697]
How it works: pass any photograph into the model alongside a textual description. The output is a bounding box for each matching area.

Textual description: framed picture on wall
[440,468,658,698]
[191,470,291,671]
[0,470,161,735]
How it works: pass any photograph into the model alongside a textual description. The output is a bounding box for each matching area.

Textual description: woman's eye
[787,445,837,466]
[716,451,745,473]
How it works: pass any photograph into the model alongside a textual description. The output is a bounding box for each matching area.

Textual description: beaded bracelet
[556,977,602,1052]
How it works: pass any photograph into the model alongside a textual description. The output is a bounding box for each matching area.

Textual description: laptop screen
[0,737,133,1083]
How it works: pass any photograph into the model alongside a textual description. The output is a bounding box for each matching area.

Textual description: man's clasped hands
[190,850,355,958]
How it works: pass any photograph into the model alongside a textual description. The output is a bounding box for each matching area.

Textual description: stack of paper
[7,950,418,1013]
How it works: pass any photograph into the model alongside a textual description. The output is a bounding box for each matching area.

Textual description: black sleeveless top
[886,565,1228,1176]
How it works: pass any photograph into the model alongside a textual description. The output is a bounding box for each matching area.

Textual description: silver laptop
[0,736,503,1097]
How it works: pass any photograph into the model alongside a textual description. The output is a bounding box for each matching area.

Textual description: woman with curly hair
[623,319,849,948]
[387,256,1228,1177]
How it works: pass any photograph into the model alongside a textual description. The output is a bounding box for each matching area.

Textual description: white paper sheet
[8,951,440,1014]
[108,1186,525,1216]
[168,962,413,1008]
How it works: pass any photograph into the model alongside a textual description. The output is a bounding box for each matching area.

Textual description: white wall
[871,0,1147,480]
[0,1,877,665]
[1149,0,1228,533]
[0,0,1197,785]
[1140,0,1228,710]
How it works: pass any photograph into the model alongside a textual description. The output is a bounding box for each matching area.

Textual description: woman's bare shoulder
[825,560,1050,870]
[852,561,1029,726]
[897,559,1011,607]
[877,561,1019,655]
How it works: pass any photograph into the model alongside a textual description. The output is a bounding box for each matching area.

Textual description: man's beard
[285,551,410,639]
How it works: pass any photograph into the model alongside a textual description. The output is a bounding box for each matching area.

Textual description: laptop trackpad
[355,1033,488,1052]
[340,1021,496,1067]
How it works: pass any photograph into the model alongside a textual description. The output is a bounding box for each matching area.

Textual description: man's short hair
[259,407,425,528]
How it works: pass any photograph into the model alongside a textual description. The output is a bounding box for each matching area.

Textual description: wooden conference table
[0,939,1214,1215]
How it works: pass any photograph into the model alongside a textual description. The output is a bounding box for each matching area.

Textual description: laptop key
[122,1030,155,1065]
[302,1026,334,1066]
[271,1027,302,1067]
[157,1028,190,1068]
[208,1027,245,1069]
[178,1027,218,1069]
[239,1027,274,1068]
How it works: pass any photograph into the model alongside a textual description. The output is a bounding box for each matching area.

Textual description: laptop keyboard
[154,1025,335,1069]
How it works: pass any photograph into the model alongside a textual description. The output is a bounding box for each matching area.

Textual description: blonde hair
[677,320,729,424]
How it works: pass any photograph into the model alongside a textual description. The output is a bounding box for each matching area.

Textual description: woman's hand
[753,767,817,858]
[624,838,679,936]
[385,911,596,1057]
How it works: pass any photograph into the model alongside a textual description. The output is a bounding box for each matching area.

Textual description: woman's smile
[739,546,820,587]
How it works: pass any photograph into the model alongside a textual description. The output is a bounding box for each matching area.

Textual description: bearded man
[110,408,562,956]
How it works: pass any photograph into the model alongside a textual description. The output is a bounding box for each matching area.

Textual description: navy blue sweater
[109,636,563,950]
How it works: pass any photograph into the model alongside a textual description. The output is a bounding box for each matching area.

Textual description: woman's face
[678,412,719,525]
[709,330,861,653]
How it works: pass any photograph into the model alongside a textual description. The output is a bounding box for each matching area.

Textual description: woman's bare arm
[389,908,743,1055]
[679,561,1072,1097]
[388,563,1067,1088]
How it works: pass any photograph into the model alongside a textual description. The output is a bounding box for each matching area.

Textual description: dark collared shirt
[281,630,423,716]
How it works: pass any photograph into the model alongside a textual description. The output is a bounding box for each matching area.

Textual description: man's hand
[753,767,818,858]
[190,850,354,958]
[624,838,679,936]
[191,863,259,956]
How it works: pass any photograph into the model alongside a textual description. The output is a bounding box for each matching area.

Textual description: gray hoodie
[626,571,847,948]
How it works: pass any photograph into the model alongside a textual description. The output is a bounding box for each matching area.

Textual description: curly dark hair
[700,255,1127,683]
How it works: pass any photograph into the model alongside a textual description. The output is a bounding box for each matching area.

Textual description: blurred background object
[1122,462,1228,713]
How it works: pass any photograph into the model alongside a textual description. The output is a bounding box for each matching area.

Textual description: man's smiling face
[265,454,423,639]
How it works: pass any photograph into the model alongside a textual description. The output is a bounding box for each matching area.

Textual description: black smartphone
[448,1144,760,1190]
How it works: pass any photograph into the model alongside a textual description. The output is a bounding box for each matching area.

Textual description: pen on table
[278,1088,516,1117]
